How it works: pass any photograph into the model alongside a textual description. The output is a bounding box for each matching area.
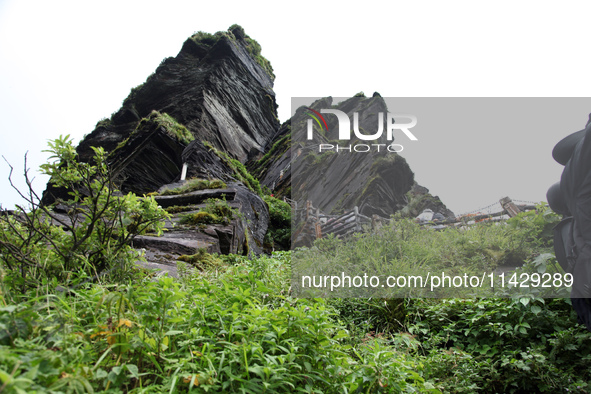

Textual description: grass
[292,205,563,298]
[179,197,236,226]
[144,111,194,145]
[1,201,588,393]
[159,178,226,196]
[202,141,263,196]
[177,248,222,270]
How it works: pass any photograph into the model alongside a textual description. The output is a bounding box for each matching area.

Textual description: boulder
[141,181,268,257]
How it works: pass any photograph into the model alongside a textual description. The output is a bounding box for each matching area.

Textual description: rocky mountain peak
[76,24,279,168]
[42,26,452,265]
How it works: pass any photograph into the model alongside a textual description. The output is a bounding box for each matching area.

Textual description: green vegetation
[177,248,222,270]
[189,30,222,47]
[399,191,444,218]
[243,36,275,80]
[95,118,111,129]
[159,178,226,196]
[293,205,564,298]
[190,25,275,80]
[0,253,439,393]
[111,111,194,157]
[406,297,590,392]
[228,24,275,80]
[180,197,236,226]
[164,205,198,214]
[0,135,169,292]
[141,111,194,145]
[202,140,263,196]
[263,195,291,250]
[1,140,588,392]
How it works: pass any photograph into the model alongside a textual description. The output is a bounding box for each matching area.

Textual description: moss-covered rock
[159,178,226,196]
[177,248,222,270]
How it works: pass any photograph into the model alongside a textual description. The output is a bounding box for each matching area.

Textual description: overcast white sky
[1,0,591,215]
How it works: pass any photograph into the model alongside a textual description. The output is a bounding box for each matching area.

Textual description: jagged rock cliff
[42,25,279,265]
[77,25,279,188]
[248,95,453,219]
[42,26,452,269]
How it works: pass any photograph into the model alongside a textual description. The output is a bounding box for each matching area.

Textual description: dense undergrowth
[293,206,567,298]
[1,137,590,393]
[1,252,590,393]
[2,211,590,393]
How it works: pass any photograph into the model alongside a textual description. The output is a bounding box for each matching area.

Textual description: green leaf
[0,368,13,385]
[95,369,108,379]
[519,298,530,307]
[126,364,139,378]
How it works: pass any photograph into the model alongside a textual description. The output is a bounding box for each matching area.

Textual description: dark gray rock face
[181,140,236,182]
[108,116,186,195]
[248,95,453,219]
[247,121,291,198]
[291,96,414,218]
[402,183,455,219]
[139,181,268,257]
[77,26,279,165]
[247,94,453,217]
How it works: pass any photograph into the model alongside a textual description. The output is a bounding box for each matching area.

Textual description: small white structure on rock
[416,209,434,223]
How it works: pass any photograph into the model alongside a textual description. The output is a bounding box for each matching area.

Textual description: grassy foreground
[1,207,591,393]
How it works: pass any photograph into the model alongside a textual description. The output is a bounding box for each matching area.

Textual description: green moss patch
[177,248,222,270]
[159,178,227,196]
[142,110,194,145]
[179,198,236,226]
[202,141,262,196]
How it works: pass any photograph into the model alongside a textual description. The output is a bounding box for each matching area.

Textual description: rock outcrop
[401,184,455,219]
[78,24,279,172]
[41,26,453,274]
[135,181,268,257]
[248,95,454,219]
[42,25,280,269]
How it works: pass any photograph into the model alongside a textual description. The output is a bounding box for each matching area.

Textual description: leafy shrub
[190,30,219,46]
[263,195,291,250]
[330,298,407,336]
[506,203,561,247]
[407,297,591,393]
[293,216,540,298]
[0,253,436,393]
[0,135,169,295]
